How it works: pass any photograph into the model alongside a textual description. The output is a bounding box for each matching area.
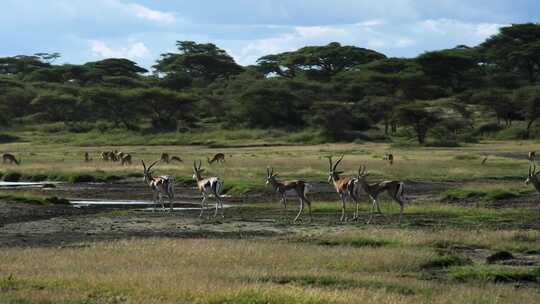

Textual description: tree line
[1,23,540,144]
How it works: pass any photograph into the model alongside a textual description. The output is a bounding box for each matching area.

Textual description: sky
[1,0,539,70]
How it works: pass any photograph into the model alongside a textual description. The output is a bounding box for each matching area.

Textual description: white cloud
[127,3,176,24]
[90,40,150,60]
[295,26,349,38]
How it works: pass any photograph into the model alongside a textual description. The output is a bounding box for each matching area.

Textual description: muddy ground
[0,179,538,248]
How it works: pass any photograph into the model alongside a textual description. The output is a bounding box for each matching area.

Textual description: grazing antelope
[207,153,225,164]
[192,160,224,218]
[356,165,406,224]
[160,153,170,164]
[525,163,540,192]
[326,155,360,221]
[84,152,92,162]
[142,160,175,211]
[265,167,313,223]
[116,151,125,161]
[528,151,536,162]
[2,153,20,165]
[121,153,132,166]
[383,153,394,165]
[101,151,110,161]
[170,156,183,163]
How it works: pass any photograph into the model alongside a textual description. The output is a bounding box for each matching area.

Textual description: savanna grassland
[0,136,540,304]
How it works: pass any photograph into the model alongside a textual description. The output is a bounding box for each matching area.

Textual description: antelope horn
[147,160,159,171]
[193,160,197,170]
[333,154,344,171]
[141,160,146,171]
[270,167,274,176]
[198,160,202,170]
[325,156,333,170]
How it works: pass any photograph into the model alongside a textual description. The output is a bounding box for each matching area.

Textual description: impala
[525,163,540,192]
[2,153,20,165]
[142,160,175,212]
[326,155,360,221]
[207,153,225,164]
[356,165,406,224]
[265,167,313,222]
[193,160,224,218]
[121,153,132,166]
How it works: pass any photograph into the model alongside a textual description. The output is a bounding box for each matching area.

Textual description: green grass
[442,185,533,202]
[0,192,69,205]
[449,266,540,283]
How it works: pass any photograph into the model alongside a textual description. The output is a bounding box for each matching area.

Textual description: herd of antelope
[2,149,540,223]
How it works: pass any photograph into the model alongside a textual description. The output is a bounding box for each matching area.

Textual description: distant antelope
[193,160,224,218]
[101,151,110,161]
[383,153,394,165]
[481,155,489,165]
[266,167,313,223]
[160,153,170,163]
[170,156,183,163]
[326,155,360,221]
[528,151,536,162]
[207,153,225,164]
[116,151,125,161]
[525,163,540,193]
[84,152,92,162]
[121,153,132,166]
[356,165,406,224]
[2,153,20,165]
[142,160,175,211]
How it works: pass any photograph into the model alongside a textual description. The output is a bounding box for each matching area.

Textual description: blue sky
[1,1,539,69]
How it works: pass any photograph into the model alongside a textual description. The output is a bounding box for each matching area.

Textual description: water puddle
[0,181,62,188]
[70,199,231,211]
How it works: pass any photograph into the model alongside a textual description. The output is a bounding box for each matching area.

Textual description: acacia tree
[256,42,386,80]
[514,85,540,138]
[481,23,540,83]
[154,41,243,86]
[472,89,519,127]
[396,102,440,144]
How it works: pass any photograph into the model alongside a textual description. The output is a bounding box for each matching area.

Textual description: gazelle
[525,163,540,192]
[2,153,20,165]
[528,151,536,162]
[207,153,225,164]
[265,167,313,223]
[142,160,175,212]
[356,165,406,224]
[160,153,170,164]
[84,152,92,162]
[121,153,132,166]
[170,156,183,163]
[326,155,360,221]
[101,151,110,161]
[193,160,224,218]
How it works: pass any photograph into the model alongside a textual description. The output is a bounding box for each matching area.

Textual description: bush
[0,134,20,143]
[2,172,22,182]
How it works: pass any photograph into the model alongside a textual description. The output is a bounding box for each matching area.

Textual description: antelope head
[357,164,369,181]
[193,160,205,180]
[326,155,344,183]
[525,163,539,185]
[141,160,159,183]
[265,167,278,186]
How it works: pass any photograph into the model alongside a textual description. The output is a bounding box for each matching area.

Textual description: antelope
[2,153,20,165]
[525,163,540,192]
[326,155,360,221]
[101,151,110,161]
[170,156,183,163]
[356,165,406,224]
[121,153,132,166]
[207,153,225,164]
[116,151,125,161]
[192,160,224,218]
[142,160,175,212]
[265,167,313,223]
[528,151,536,162]
[160,153,170,164]
[383,153,394,165]
[84,152,92,162]
[481,155,489,165]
